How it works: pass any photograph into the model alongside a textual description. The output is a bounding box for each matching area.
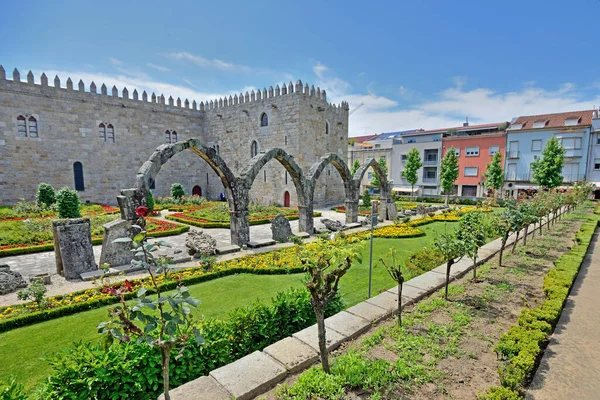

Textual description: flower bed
[0,203,119,221]
[331,205,372,216]
[350,223,425,239]
[166,211,322,228]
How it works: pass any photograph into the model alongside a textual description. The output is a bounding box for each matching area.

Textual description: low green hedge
[36,288,344,399]
[490,207,598,395]
[166,212,322,229]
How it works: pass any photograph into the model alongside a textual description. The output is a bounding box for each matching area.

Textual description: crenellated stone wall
[0,66,348,207]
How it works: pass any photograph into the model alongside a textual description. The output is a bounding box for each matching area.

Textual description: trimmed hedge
[166,212,322,228]
[37,288,344,399]
[489,205,598,395]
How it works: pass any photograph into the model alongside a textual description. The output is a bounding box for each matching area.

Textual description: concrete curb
[162,207,567,400]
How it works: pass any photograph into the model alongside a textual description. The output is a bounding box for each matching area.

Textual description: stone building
[0,67,349,207]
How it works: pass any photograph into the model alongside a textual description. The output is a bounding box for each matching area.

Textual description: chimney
[463,116,469,127]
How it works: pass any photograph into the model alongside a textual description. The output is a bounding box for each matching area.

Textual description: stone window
[326,121,329,135]
[165,130,177,144]
[165,131,171,144]
[73,162,85,191]
[285,171,288,185]
[17,115,27,137]
[99,123,106,141]
[251,140,258,157]
[28,116,38,138]
[171,131,177,143]
[260,112,268,127]
[17,115,38,137]
[106,124,114,143]
[263,170,267,182]
[216,144,220,155]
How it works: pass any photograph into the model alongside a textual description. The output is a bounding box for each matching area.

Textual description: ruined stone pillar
[298,204,314,234]
[230,209,250,246]
[117,188,146,221]
[345,199,359,224]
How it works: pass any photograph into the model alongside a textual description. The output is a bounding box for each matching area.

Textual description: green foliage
[146,190,155,213]
[362,189,371,208]
[17,280,48,308]
[531,137,566,189]
[275,367,346,400]
[370,157,388,188]
[405,247,445,276]
[0,376,27,400]
[483,152,504,195]
[40,288,344,399]
[456,211,487,272]
[55,187,81,219]
[351,159,361,176]
[170,183,185,199]
[35,183,56,209]
[439,147,459,204]
[477,386,520,400]
[402,147,423,194]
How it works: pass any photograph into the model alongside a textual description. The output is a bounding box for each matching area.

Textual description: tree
[370,157,388,188]
[36,182,56,208]
[440,147,459,206]
[483,152,504,197]
[55,187,81,218]
[170,183,185,199]
[433,229,465,299]
[362,189,371,208]
[146,190,155,214]
[531,137,566,190]
[351,159,361,176]
[491,199,521,266]
[378,248,405,325]
[456,211,486,280]
[297,236,361,373]
[402,147,423,198]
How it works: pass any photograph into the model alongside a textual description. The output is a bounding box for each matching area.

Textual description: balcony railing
[422,177,438,183]
[505,173,586,183]
[423,159,438,166]
[507,151,520,159]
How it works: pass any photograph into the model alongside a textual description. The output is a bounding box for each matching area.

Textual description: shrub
[275,368,346,400]
[477,386,520,400]
[362,189,371,208]
[0,376,28,400]
[146,190,155,213]
[405,247,444,276]
[16,280,48,308]
[170,183,185,199]
[55,187,81,218]
[35,183,56,209]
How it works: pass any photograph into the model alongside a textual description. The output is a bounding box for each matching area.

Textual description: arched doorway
[283,191,290,207]
[192,185,202,197]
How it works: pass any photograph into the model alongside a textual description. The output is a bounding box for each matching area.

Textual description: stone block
[52,218,97,280]
[209,351,286,400]
[293,323,346,352]
[343,222,362,230]
[215,245,241,254]
[365,291,399,314]
[388,283,426,304]
[324,311,371,339]
[346,301,389,323]
[263,337,319,373]
[430,258,472,280]
[403,270,447,295]
[0,264,27,295]
[99,219,134,268]
[247,239,276,248]
[294,232,310,239]
[271,213,293,242]
[29,273,51,285]
[158,376,231,400]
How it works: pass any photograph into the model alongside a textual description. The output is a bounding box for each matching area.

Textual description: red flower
[136,206,149,217]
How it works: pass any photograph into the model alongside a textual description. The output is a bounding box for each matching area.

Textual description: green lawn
[0,221,454,392]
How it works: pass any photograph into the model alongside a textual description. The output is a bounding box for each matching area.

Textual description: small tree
[170,183,185,199]
[402,147,423,198]
[362,189,372,208]
[483,152,504,197]
[491,199,521,266]
[531,137,566,190]
[55,187,81,218]
[146,190,155,214]
[433,229,465,299]
[378,248,404,325]
[17,280,48,309]
[456,211,486,280]
[370,157,388,188]
[100,206,203,400]
[35,183,56,209]
[351,159,361,176]
[297,236,361,373]
[440,147,459,206]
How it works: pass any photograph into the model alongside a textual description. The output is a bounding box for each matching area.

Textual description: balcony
[564,149,583,158]
[422,177,438,184]
[423,159,438,166]
[507,151,520,159]
[505,173,586,183]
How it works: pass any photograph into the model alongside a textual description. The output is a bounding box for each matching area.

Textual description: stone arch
[353,157,390,196]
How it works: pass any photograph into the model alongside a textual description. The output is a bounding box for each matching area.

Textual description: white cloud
[183,78,198,88]
[108,57,123,67]
[166,51,250,72]
[146,63,170,72]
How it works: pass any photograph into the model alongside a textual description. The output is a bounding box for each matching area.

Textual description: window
[284,136,288,145]
[465,146,479,156]
[564,117,580,126]
[401,154,407,162]
[407,139,415,143]
[99,123,106,141]
[171,131,177,143]
[165,131,171,144]
[73,162,84,191]
[560,137,582,150]
[510,123,523,130]
[507,163,517,180]
[464,167,478,177]
[263,170,267,182]
[454,148,460,156]
[325,121,329,135]
[285,171,288,185]
[165,130,177,144]
[563,163,580,182]
[531,140,542,151]
[28,117,38,138]
[367,172,373,180]
[260,112,268,127]
[216,144,220,155]
[106,124,114,143]
[594,158,600,170]
[17,115,27,137]
[251,140,258,157]
[596,134,600,145]
[489,145,499,155]
[532,120,547,129]
[433,138,441,142]
[150,180,156,190]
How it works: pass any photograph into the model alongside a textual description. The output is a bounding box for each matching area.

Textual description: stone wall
[0,69,348,208]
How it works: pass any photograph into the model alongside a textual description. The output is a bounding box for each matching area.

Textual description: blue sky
[2,0,600,136]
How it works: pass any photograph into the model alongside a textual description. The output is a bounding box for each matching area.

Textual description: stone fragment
[263,337,319,373]
[215,245,241,254]
[270,213,293,243]
[99,219,134,268]
[247,239,276,248]
[210,351,287,400]
[185,230,217,257]
[0,263,27,295]
[29,273,51,285]
[52,218,97,280]
[320,218,344,232]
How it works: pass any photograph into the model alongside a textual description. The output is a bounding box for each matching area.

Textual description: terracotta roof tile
[510,110,594,130]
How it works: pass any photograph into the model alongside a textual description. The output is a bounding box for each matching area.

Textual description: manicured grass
[0,221,455,392]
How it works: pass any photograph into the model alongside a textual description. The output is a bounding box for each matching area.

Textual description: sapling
[297,236,361,373]
[378,248,405,325]
[456,211,486,280]
[17,279,47,308]
[433,229,465,299]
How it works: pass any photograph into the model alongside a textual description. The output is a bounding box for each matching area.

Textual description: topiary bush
[146,190,155,213]
[362,189,371,208]
[55,187,81,218]
[170,183,185,199]
[35,183,56,209]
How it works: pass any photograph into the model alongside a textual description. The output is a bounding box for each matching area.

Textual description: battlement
[0,66,349,115]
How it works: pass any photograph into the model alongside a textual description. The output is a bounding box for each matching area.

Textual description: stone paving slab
[247,239,276,248]
[403,270,447,294]
[294,232,311,239]
[343,222,362,230]
[158,376,231,400]
[292,323,346,352]
[346,301,389,323]
[263,336,319,374]
[364,290,409,314]
[387,283,426,304]
[430,258,472,279]
[215,245,241,254]
[324,311,371,339]
[210,351,286,400]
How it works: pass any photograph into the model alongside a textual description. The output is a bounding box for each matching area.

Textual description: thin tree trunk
[397,283,402,326]
[162,348,171,400]
[512,230,520,253]
[472,255,478,280]
[532,222,536,239]
[539,219,543,235]
[444,259,454,299]
[445,193,449,206]
[315,307,330,373]
[499,237,507,267]
[523,224,529,247]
